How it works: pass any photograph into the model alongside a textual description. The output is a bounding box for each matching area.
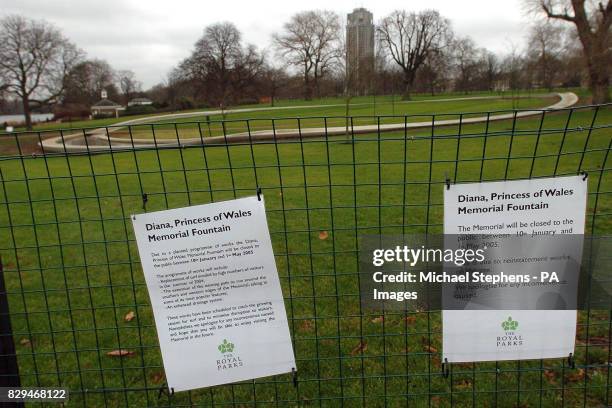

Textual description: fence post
[0,257,21,389]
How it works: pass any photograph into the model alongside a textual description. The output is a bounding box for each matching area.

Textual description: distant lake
[0,113,54,124]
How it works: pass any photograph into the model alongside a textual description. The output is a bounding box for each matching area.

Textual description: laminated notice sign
[132,196,295,391]
[443,176,587,362]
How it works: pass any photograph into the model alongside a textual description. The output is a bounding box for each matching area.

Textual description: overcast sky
[0,0,534,89]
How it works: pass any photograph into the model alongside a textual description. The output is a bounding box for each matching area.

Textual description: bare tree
[231,44,266,103]
[0,71,7,95]
[312,13,342,97]
[377,10,452,99]
[273,10,341,99]
[0,74,8,113]
[373,42,401,96]
[0,78,8,117]
[0,15,82,129]
[452,37,480,93]
[64,59,118,106]
[499,43,529,105]
[178,22,263,107]
[163,69,194,109]
[333,26,360,138]
[479,50,500,91]
[556,29,587,86]
[118,70,142,103]
[532,0,611,103]
[261,65,288,107]
[416,49,451,95]
[527,22,564,89]
[190,22,241,107]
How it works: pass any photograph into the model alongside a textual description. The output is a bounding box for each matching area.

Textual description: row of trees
[0,0,609,129]
[64,60,141,108]
[170,23,265,108]
[162,0,610,108]
[0,15,142,128]
[0,15,81,129]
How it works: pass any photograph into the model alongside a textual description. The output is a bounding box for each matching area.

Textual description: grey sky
[0,0,533,88]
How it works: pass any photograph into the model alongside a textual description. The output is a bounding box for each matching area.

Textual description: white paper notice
[443,176,587,362]
[132,196,295,391]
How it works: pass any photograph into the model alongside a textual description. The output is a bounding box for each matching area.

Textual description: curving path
[39,93,578,153]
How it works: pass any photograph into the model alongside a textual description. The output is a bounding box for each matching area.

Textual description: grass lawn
[0,97,609,407]
[0,94,556,155]
[108,95,555,141]
[6,90,553,134]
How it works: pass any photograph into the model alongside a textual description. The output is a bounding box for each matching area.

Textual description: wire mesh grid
[0,104,610,407]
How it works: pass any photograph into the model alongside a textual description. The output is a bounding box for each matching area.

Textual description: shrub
[53,104,90,120]
[121,105,157,116]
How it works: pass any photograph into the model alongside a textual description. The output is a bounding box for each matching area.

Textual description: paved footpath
[39,93,578,153]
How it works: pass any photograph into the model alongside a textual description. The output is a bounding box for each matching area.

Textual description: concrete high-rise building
[346,8,375,94]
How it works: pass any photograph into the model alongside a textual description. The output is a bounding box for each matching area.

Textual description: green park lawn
[7,90,552,132]
[0,94,610,407]
[115,94,555,141]
[0,93,557,156]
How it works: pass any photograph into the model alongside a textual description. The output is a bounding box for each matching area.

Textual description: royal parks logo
[501,317,518,331]
[497,316,524,348]
[217,339,244,371]
[218,339,234,353]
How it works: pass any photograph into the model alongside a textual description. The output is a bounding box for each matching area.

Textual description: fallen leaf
[588,336,609,346]
[299,319,314,332]
[124,311,136,322]
[371,316,384,324]
[456,379,472,389]
[424,345,438,353]
[566,368,586,382]
[405,316,416,324]
[431,396,441,406]
[544,370,556,383]
[106,349,135,357]
[351,341,367,356]
[150,371,165,384]
[318,231,329,240]
[19,338,30,346]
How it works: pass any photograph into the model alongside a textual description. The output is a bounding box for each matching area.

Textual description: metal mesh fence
[0,104,610,407]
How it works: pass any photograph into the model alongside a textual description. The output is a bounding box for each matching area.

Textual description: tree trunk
[565,0,610,104]
[22,94,32,130]
[303,66,312,100]
[402,73,413,101]
[344,96,350,139]
[590,68,610,104]
[304,78,312,100]
[588,39,610,103]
